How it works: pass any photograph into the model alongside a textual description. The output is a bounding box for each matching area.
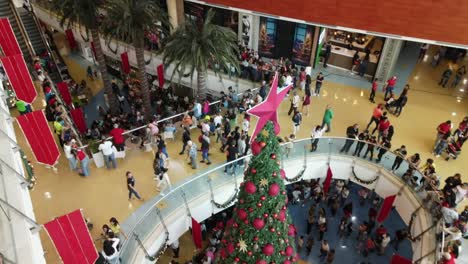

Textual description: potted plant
[88,139,105,168]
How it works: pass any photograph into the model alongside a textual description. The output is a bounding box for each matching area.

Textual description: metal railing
[119,136,440,263]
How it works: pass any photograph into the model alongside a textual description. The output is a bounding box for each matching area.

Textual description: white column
[374,39,403,82]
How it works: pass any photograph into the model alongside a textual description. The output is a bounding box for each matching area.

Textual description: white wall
[0,82,45,263]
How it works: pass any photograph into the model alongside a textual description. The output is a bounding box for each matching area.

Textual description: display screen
[259,17,277,56]
[292,24,313,64]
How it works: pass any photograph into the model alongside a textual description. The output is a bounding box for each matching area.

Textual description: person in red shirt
[366,104,383,131]
[109,124,125,151]
[442,252,456,264]
[435,120,452,147]
[384,76,397,100]
[455,116,467,138]
[369,78,378,103]
[376,116,390,142]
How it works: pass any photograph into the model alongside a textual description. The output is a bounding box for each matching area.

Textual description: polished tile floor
[15,44,468,263]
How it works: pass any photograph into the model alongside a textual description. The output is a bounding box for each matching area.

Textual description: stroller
[444,138,461,161]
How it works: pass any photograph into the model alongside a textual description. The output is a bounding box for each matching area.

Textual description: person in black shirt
[126,171,142,201]
[376,137,392,163]
[340,124,359,154]
[363,136,377,160]
[323,42,332,68]
[443,173,462,192]
[353,130,369,157]
[391,145,407,171]
[224,142,238,174]
[179,127,191,155]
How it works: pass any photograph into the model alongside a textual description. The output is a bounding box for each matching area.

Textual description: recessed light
[343,98,347,102]
[459,88,465,92]
[44,192,52,199]
[464,79,467,84]
[452,112,457,116]
[414,75,419,80]
[351,216,356,221]
[341,245,347,249]
[360,91,364,97]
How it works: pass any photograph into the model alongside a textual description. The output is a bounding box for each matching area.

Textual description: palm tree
[163,9,240,99]
[101,0,170,121]
[50,0,118,114]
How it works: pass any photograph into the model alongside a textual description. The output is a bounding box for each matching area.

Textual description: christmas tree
[217,122,298,264]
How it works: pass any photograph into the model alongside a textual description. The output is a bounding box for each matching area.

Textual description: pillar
[374,38,403,82]
[167,0,185,32]
[238,13,259,51]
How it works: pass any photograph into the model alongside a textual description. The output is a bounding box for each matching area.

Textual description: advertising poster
[258,17,277,56]
[292,24,313,65]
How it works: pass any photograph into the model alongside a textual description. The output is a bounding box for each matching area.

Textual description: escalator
[0,0,32,62]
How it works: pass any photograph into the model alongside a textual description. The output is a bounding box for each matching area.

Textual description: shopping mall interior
[0,0,467,264]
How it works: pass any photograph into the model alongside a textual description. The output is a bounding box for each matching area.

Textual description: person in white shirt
[201,120,210,134]
[242,118,250,133]
[378,233,391,255]
[310,125,326,152]
[288,91,300,116]
[156,167,171,194]
[64,139,77,170]
[441,206,459,226]
[284,72,293,87]
[284,134,295,158]
[213,113,223,128]
[170,239,180,258]
[102,235,120,264]
[99,140,116,169]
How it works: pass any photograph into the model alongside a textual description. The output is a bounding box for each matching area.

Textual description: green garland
[352,167,379,185]
[283,166,306,183]
[212,188,239,209]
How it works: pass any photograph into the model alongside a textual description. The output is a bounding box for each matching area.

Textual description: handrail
[119,136,437,259]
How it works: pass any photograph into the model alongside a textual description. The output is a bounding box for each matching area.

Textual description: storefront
[184,2,238,32]
[315,28,385,77]
[258,17,315,66]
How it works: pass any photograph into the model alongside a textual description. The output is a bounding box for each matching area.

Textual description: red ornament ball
[288,224,296,236]
[248,207,254,212]
[235,257,240,262]
[278,210,286,222]
[262,243,274,256]
[270,227,275,232]
[248,251,253,256]
[263,213,269,218]
[259,141,266,148]
[244,220,249,224]
[285,246,294,256]
[257,202,262,207]
[273,213,278,218]
[244,181,257,194]
[251,141,262,155]
[268,183,280,196]
[280,169,286,179]
[237,209,247,220]
[239,199,244,204]
[283,260,291,264]
[227,243,234,253]
[251,168,257,174]
[270,153,277,159]
[219,248,226,258]
[260,196,266,201]
[256,260,267,264]
[253,218,265,230]
[233,222,238,228]
[282,191,286,195]
[272,171,277,177]
[240,229,244,235]
[254,236,259,241]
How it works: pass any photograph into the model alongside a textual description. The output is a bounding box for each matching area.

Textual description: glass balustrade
[120,137,439,263]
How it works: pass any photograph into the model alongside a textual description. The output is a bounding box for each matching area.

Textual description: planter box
[92,152,105,168]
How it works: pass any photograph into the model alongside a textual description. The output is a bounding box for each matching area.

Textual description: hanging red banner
[57,82,72,106]
[65,29,77,49]
[16,110,60,166]
[377,194,397,223]
[70,108,87,135]
[120,52,130,74]
[323,166,333,195]
[44,209,98,264]
[390,254,412,264]
[0,18,22,56]
[157,64,164,88]
[191,217,203,249]
[0,54,37,104]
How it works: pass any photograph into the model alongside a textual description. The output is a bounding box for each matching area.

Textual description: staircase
[0,0,32,62]
[16,6,62,83]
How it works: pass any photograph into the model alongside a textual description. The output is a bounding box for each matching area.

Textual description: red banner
[65,29,77,49]
[390,254,412,264]
[157,64,164,88]
[57,82,72,106]
[1,54,37,104]
[70,108,87,134]
[377,194,397,223]
[16,110,60,166]
[0,18,22,56]
[192,217,203,249]
[121,52,130,74]
[323,166,333,195]
[44,209,98,264]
